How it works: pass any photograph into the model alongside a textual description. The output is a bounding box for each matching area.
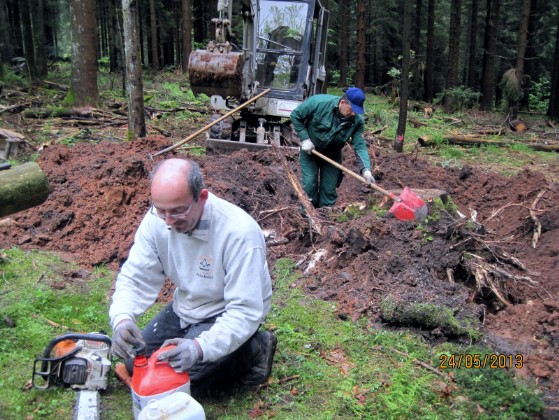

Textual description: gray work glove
[362,169,375,184]
[300,139,315,155]
[157,338,203,372]
[111,319,145,359]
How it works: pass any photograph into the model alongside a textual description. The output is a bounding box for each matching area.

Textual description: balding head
[150,158,205,201]
[149,159,208,233]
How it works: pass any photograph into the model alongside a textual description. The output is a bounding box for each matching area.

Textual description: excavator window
[255,1,308,90]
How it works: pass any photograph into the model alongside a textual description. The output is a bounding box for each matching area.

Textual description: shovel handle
[310,149,401,202]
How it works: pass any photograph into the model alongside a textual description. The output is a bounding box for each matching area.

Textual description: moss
[333,203,365,222]
[426,195,459,222]
[61,89,76,107]
[380,297,482,340]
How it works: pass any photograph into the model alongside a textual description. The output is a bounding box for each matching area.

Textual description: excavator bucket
[189,50,244,99]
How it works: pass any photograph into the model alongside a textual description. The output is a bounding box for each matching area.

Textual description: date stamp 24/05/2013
[439,353,523,369]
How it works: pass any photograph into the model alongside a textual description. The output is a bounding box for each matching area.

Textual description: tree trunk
[19,0,38,81]
[140,3,149,66]
[355,0,366,87]
[445,0,462,107]
[0,162,50,218]
[29,0,47,78]
[516,0,530,73]
[480,0,501,110]
[181,0,192,72]
[192,1,204,44]
[548,11,559,119]
[0,1,14,63]
[109,0,125,75]
[338,0,350,87]
[507,0,531,119]
[393,0,412,153]
[424,0,435,102]
[67,0,99,107]
[122,0,146,139]
[411,0,424,98]
[44,1,59,59]
[174,10,180,69]
[149,0,160,70]
[98,0,108,57]
[467,0,479,89]
[413,0,422,53]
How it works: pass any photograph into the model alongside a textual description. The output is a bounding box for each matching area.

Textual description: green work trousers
[299,150,343,208]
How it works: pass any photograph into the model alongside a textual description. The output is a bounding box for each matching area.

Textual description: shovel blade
[388,187,428,222]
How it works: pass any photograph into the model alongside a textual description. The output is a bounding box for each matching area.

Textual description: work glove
[157,338,203,372]
[362,169,375,184]
[111,319,145,359]
[300,139,315,155]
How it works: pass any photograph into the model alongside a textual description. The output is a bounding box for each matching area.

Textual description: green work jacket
[290,94,371,172]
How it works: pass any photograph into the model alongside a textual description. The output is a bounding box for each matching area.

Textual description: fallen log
[0,162,50,218]
[417,135,559,152]
[42,80,69,91]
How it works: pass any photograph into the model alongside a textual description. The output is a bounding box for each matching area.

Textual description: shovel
[310,149,428,222]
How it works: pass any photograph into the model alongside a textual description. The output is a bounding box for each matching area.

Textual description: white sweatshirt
[109,192,272,362]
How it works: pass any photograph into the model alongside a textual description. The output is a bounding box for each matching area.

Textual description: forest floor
[1,99,559,414]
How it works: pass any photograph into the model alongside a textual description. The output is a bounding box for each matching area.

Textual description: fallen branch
[22,107,124,120]
[485,201,545,223]
[145,105,207,115]
[258,374,300,390]
[474,127,505,136]
[486,202,525,222]
[0,103,29,115]
[267,238,289,247]
[42,80,69,91]
[31,313,68,330]
[257,206,290,222]
[58,118,126,126]
[383,347,454,382]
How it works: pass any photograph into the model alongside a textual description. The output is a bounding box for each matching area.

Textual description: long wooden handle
[152,88,272,157]
[310,149,400,202]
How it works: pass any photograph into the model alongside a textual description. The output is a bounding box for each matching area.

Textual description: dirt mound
[1,137,558,408]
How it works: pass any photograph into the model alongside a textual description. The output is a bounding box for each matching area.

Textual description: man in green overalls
[291,87,375,208]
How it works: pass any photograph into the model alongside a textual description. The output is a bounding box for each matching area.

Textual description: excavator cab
[189,0,329,152]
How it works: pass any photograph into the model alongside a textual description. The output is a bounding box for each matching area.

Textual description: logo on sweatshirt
[197,256,213,279]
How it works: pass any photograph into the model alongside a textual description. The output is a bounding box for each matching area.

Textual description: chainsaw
[32,332,112,420]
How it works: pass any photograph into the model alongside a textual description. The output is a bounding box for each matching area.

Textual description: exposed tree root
[462,252,537,307]
[530,188,548,248]
[446,215,539,308]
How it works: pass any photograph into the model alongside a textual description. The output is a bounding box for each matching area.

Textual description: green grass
[0,250,544,419]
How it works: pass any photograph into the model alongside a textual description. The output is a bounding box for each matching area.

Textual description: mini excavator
[189,0,329,151]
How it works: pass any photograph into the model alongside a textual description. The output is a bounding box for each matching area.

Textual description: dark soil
[1,135,558,412]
